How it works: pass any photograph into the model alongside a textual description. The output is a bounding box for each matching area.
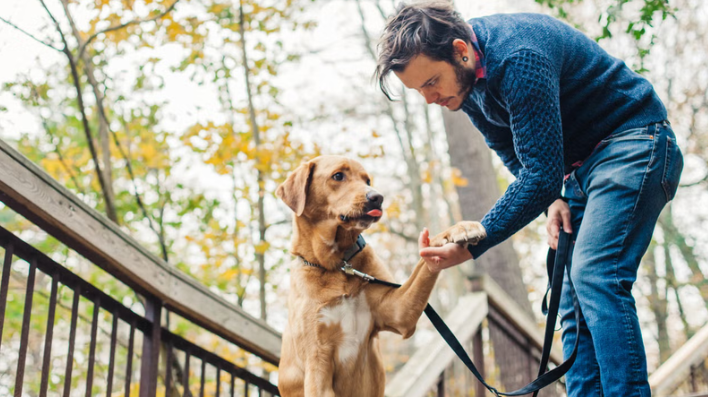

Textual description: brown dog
[275,155,485,397]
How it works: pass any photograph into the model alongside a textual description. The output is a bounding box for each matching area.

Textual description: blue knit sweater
[463,13,667,258]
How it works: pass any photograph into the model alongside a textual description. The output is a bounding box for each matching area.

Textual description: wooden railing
[0,138,281,394]
[650,323,708,397]
[386,274,564,397]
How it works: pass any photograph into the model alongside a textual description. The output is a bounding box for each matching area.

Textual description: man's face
[394,53,476,111]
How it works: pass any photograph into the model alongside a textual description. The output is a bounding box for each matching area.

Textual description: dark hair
[375,1,471,100]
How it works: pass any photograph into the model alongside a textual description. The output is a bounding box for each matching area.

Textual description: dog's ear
[276,161,315,216]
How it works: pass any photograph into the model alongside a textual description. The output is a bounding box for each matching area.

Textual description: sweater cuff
[467,222,495,259]
[467,240,491,260]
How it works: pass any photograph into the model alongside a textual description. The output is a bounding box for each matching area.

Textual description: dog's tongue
[367,209,382,217]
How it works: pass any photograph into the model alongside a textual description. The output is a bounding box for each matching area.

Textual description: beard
[451,61,477,111]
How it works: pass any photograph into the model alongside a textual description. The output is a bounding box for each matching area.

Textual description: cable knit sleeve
[464,105,523,178]
[468,50,564,259]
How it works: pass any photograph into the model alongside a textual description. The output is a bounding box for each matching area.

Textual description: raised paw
[429,221,486,247]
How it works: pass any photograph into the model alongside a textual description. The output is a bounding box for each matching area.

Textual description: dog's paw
[430,221,486,247]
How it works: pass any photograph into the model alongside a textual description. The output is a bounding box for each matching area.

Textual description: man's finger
[420,246,448,258]
[561,210,573,233]
[548,235,557,250]
[547,219,560,249]
[419,228,430,249]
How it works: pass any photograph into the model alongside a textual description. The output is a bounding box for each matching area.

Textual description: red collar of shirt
[469,25,487,81]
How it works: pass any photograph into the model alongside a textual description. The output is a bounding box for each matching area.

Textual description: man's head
[375,1,477,111]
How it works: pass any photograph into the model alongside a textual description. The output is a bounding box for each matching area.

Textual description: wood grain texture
[649,322,708,396]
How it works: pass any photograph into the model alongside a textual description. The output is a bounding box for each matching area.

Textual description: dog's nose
[366,191,384,206]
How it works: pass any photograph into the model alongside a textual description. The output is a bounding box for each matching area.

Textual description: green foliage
[534,0,675,71]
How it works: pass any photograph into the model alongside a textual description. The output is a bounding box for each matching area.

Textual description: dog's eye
[332,172,344,181]
[366,179,371,186]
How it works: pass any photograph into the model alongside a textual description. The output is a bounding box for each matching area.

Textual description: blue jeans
[559,121,683,396]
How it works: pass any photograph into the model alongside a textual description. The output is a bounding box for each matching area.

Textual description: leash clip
[341,261,374,282]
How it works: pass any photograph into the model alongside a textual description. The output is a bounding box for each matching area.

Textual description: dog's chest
[318,294,372,364]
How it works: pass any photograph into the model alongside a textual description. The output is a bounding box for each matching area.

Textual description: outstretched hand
[418,228,473,273]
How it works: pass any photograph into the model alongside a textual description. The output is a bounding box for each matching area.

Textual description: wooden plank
[477,274,564,365]
[0,139,281,363]
[385,293,488,397]
[650,322,708,397]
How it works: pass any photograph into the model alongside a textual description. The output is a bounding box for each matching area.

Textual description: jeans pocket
[564,171,585,200]
[661,137,684,202]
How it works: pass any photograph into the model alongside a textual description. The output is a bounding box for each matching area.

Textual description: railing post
[437,373,445,397]
[473,328,485,397]
[140,298,162,397]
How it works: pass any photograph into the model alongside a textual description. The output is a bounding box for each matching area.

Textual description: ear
[276,161,315,216]
[452,38,469,62]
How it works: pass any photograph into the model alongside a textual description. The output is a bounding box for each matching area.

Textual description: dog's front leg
[374,258,438,338]
[303,329,337,397]
[375,221,485,338]
[304,357,335,397]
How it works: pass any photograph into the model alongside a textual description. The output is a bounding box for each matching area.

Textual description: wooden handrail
[0,139,281,364]
[649,322,708,396]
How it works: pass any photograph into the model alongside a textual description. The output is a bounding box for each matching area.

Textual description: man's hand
[547,198,573,250]
[418,228,473,273]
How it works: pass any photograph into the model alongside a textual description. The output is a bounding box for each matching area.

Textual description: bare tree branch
[78,0,180,58]
[38,0,117,222]
[119,119,165,246]
[0,16,62,52]
[41,119,86,195]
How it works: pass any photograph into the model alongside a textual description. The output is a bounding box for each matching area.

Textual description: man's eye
[428,79,437,87]
[332,172,344,181]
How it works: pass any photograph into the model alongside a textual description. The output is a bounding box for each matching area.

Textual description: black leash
[335,230,580,396]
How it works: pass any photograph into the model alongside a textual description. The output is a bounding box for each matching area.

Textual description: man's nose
[420,88,437,104]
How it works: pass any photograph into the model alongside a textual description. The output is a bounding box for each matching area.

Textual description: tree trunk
[239,0,267,321]
[355,0,426,233]
[644,241,671,363]
[442,108,546,393]
[441,109,531,313]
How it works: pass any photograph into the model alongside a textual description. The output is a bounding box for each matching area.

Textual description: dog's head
[276,155,384,231]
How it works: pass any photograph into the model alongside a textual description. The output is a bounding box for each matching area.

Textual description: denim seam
[601,136,654,144]
[661,137,675,202]
[600,126,649,143]
[609,134,657,395]
[570,172,586,199]
[594,358,603,396]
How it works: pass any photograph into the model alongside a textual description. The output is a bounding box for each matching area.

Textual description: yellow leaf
[422,169,432,184]
[385,199,402,219]
[254,241,270,254]
[220,268,239,281]
[451,168,468,187]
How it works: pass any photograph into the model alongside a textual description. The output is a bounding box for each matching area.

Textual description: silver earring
[462,56,469,62]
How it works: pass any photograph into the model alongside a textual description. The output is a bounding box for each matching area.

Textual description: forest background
[0,0,707,394]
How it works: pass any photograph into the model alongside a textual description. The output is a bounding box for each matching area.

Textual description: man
[375,1,683,396]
